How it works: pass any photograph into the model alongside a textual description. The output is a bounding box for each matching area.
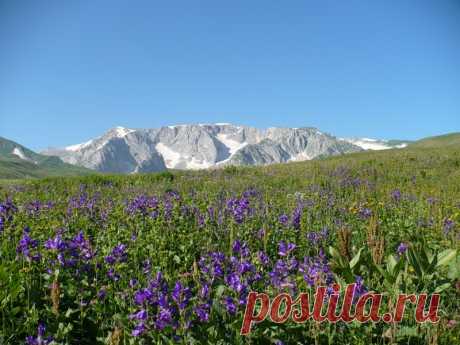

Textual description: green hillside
[0,139,459,345]
[0,136,94,179]
[410,132,460,148]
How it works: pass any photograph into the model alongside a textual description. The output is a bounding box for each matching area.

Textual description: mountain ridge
[40,124,409,173]
[0,136,94,179]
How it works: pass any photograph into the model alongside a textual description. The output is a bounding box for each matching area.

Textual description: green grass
[0,155,94,179]
[0,139,459,344]
[0,136,95,179]
[410,132,460,148]
[0,143,459,344]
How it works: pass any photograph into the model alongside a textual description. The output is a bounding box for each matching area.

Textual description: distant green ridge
[0,136,95,179]
[409,132,460,148]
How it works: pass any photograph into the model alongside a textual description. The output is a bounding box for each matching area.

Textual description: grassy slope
[0,156,94,179]
[0,136,94,179]
[17,144,458,200]
[409,132,460,148]
[0,137,459,344]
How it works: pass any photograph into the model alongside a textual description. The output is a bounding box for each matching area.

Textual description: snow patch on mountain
[155,142,214,170]
[12,147,32,162]
[288,152,312,162]
[345,139,391,150]
[66,140,94,152]
[216,133,248,155]
[155,143,181,168]
[64,127,132,152]
[12,147,27,160]
[185,157,213,170]
[11,147,37,164]
[341,138,408,151]
[113,126,135,137]
[395,143,408,148]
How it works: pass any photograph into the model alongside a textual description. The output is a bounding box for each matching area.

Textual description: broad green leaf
[448,255,460,280]
[387,254,398,274]
[328,246,341,260]
[349,247,363,269]
[436,249,457,268]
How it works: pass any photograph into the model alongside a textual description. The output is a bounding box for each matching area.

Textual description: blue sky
[0,0,459,150]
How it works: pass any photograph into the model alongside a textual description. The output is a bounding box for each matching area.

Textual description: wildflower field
[0,147,459,345]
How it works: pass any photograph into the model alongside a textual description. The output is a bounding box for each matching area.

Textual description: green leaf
[448,255,460,280]
[387,254,398,274]
[426,253,438,274]
[349,247,363,269]
[433,282,451,293]
[408,248,423,278]
[418,248,430,270]
[328,246,341,260]
[215,284,226,299]
[0,266,7,281]
[436,249,457,268]
[173,255,181,264]
[65,308,78,318]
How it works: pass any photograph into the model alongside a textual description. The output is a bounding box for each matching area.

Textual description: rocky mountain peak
[40,123,407,173]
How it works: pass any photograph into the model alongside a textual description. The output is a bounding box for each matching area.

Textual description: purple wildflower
[391,189,402,202]
[278,241,296,256]
[278,214,289,226]
[105,243,127,265]
[291,205,303,230]
[257,251,270,266]
[97,288,107,300]
[25,322,53,345]
[134,288,153,306]
[194,303,210,322]
[172,281,192,310]
[129,309,148,321]
[16,227,40,262]
[397,242,408,256]
[256,228,266,239]
[353,276,367,301]
[443,218,455,236]
[132,322,146,337]
[222,296,237,314]
[226,197,251,224]
[358,207,372,219]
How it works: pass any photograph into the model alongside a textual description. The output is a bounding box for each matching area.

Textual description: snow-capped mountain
[41,124,406,173]
[341,138,409,150]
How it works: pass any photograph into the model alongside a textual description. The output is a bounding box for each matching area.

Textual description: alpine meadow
[2,1,460,344]
[0,138,459,345]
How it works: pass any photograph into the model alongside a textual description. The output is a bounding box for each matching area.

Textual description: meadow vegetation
[0,145,459,344]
